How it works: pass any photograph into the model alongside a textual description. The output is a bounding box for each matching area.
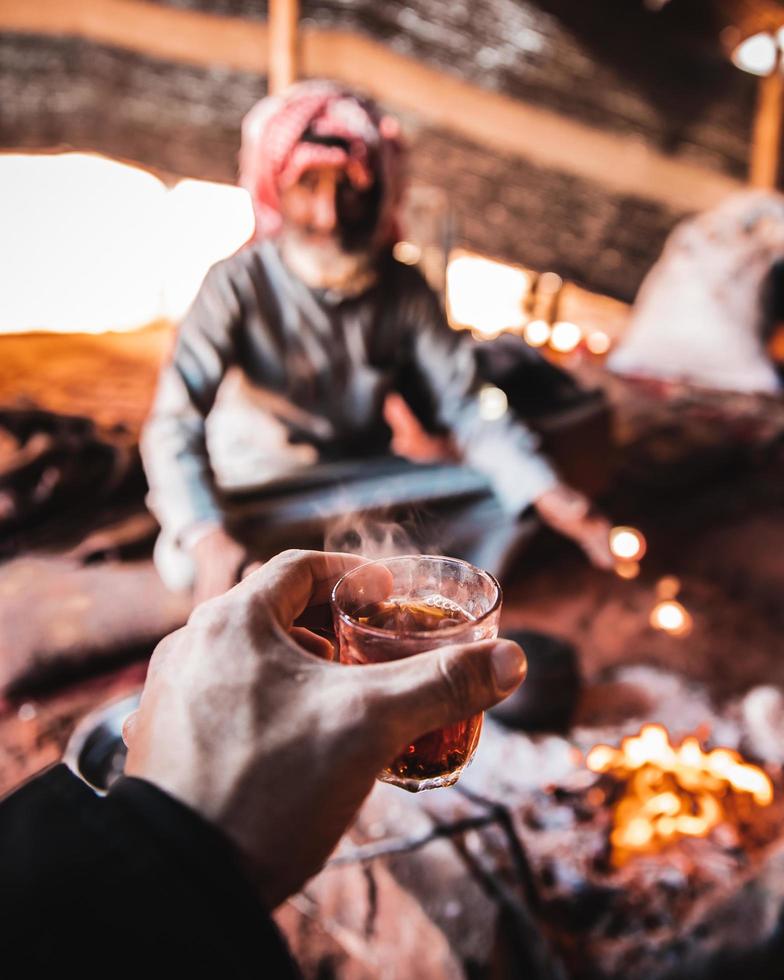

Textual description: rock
[742,686,784,765]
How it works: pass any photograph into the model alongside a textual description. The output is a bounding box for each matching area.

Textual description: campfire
[586,723,774,866]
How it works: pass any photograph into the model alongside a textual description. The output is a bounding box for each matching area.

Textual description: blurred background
[7,2,784,977]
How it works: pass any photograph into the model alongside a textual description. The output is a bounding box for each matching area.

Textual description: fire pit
[278,665,784,979]
[586,723,773,866]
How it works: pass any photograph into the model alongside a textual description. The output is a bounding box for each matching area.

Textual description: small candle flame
[656,575,681,599]
[609,526,647,562]
[549,320,582,353]
[586,330,611,355]
[478,385,508,421]
[523,318,551,347]
[650,599,692,637]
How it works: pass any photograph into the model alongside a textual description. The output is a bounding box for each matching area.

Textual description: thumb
[364,639,526,744]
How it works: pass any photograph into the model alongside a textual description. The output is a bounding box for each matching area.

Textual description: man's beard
[278,227,378,295]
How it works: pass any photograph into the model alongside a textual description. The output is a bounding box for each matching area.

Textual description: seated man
[141,80,612,603]
[0,550,527,976]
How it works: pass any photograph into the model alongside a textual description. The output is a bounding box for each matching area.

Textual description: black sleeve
[0,764,300,979]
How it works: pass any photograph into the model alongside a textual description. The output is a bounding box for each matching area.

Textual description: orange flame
[586,724,773,864]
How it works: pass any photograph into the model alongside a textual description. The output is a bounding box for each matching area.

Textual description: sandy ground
[0,322,172,434]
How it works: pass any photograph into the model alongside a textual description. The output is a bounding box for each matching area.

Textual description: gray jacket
[140,241,558,543]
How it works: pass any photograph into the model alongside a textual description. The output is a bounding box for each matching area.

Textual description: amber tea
[332,556,502,792]
[347,596,483,783]
[353,596,473,633]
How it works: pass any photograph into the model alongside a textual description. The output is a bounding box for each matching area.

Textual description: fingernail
[490,640,526,692]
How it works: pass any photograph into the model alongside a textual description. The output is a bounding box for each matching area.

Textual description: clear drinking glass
[331,555,502,791]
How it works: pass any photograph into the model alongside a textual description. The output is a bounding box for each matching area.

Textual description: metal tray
[63,690,141,793]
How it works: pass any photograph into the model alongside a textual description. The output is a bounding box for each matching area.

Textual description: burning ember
[586,724,774,865]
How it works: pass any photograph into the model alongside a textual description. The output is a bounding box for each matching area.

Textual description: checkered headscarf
[239,80,404,245]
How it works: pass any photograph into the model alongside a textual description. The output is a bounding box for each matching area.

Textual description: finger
[237,550,392,629]
[360,638,526,743]
[585,526,615,570]
[122,709,138,748]
[592,548,615,571]
[290,626,336,661]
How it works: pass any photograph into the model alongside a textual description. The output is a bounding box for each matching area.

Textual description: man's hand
[190,526,249,604]
[123,550,526,909]
[534,484,614,570]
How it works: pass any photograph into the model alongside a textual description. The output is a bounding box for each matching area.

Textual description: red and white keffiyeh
[239,80,404,244]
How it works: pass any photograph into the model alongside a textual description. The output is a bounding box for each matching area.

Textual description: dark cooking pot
[489,630,581,732]
[63,691,140,793]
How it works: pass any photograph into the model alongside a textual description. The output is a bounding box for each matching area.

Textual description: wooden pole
[268,0,299,94]
[750,49,784,188]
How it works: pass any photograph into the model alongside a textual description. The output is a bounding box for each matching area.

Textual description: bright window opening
[0,152,255,334]
[446,249,530,337]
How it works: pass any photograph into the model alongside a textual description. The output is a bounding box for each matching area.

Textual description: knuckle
[148,630,177,668]
[274,548,309,568]
[187,596,231,638]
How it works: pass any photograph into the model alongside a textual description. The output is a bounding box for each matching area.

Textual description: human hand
[123,549,526,909]
[383,392,457,462]
[190,526,249,604]
[534,484,614,569]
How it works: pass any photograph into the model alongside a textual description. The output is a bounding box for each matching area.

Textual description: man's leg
[224,458,536,582]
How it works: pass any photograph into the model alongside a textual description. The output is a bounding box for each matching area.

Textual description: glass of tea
[331,555,502,792]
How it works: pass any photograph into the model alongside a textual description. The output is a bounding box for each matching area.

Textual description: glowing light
[586,330,611,355]
[0,152,254,334]
[614,560,640,580]
[478,384,508,421]
[393,240,422,265]
[650,599,692,637]
[585,745,616,771]
[733,31,778,76]
[549,320,582,353]
[609,526,647,562]
[538,271,563,294]
[446,251,530,336]
[523,319,551,347]
[656,575,681,599]
[618,818,653,849]
[643,792,681,817]
[587,723,774,864]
